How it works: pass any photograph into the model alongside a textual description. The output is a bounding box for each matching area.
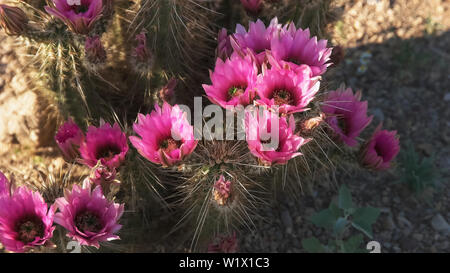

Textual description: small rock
[281,210,293,230]
[431,214,450,235]
[372,108,385,122]
[444,93,450,101]
[413,233,423,241]
[397,215,413,229]
[382,215,396,230]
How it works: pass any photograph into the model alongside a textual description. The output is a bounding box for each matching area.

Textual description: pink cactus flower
[208,232,238,253]
[216,28,233,60]
[203,53,258,108]
[79,122,129,169]
[0,185,56,252]
[255,66,320,114]
[321,87,373,147]
[55,118,85,161]
[53,181,124,248]
[45,0,103,35]
[246,109,310,165]
[85,35,106,64]
[213,175,232,206]
[271,23,332,76]
[90,164,117,186]
[361,124,400,170]
[133,32,152,63]
[158,78,177,104]
[232,17,282,64]
[129,102,198,167]
[240,0,263,15]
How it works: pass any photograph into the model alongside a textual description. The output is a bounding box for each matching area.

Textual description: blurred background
[0,0,448,252]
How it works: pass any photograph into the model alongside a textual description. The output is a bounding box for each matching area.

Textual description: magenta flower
[271,23,332,76]
[216,28,233,60]
[0,186,55,252]
[246,109,310,165]
[55,118,85,161]
[129,102,198,167]
[361,124,400,170]
[79,122,129,169]
[133,32,152,63]
[212,175,232,206]
[54,181,124,248]
[208,232,238,253]
[45,0,103,34]
[203,53,258,108]
[90,164,117,187]
[85,35,106,64]
[232,18,281,64]
[240,0,262,14]
[321,87,373,147]
[255,66,320,114]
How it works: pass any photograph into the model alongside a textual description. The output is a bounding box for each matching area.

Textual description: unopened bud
[0,5,28,36]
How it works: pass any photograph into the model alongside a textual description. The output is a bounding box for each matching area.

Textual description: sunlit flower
[255,66,320,114]
[203,53,258,108]
[0,186,55,252]
[54,181,124,248]
[271,23,332,76]
[45,0,103,35]
[232,17,282,64]
[129,103,198,167]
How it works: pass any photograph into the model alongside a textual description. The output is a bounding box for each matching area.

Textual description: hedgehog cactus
[0,0,400,253]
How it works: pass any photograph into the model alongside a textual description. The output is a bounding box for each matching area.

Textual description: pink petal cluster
[55,118,85,161]
[130,102,198,167]
[255,66,320,114]
[361,124,400,170]
[85,35,106,64]
[158,78,177,104]
[271,23,333,76]
[79,122,129,169]
[321,87,373,147]
[207,232,238,253]
[0,176,55,253]
[240,0,263,14]
[90,164,117,186]
[45,0,103,35]
[133,32,152,63]
[54,181,124,248]
[213,175,232,206]
[246,109,310,165]
[216,28,233,60]
[232,18,281,64]
[203,53,258,108]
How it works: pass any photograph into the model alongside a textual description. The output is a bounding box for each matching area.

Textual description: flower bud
[0,5,28,36]
[85,35,107,64]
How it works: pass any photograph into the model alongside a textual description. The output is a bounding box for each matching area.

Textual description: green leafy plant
[398,143,439,194]
[302,185,380,253]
